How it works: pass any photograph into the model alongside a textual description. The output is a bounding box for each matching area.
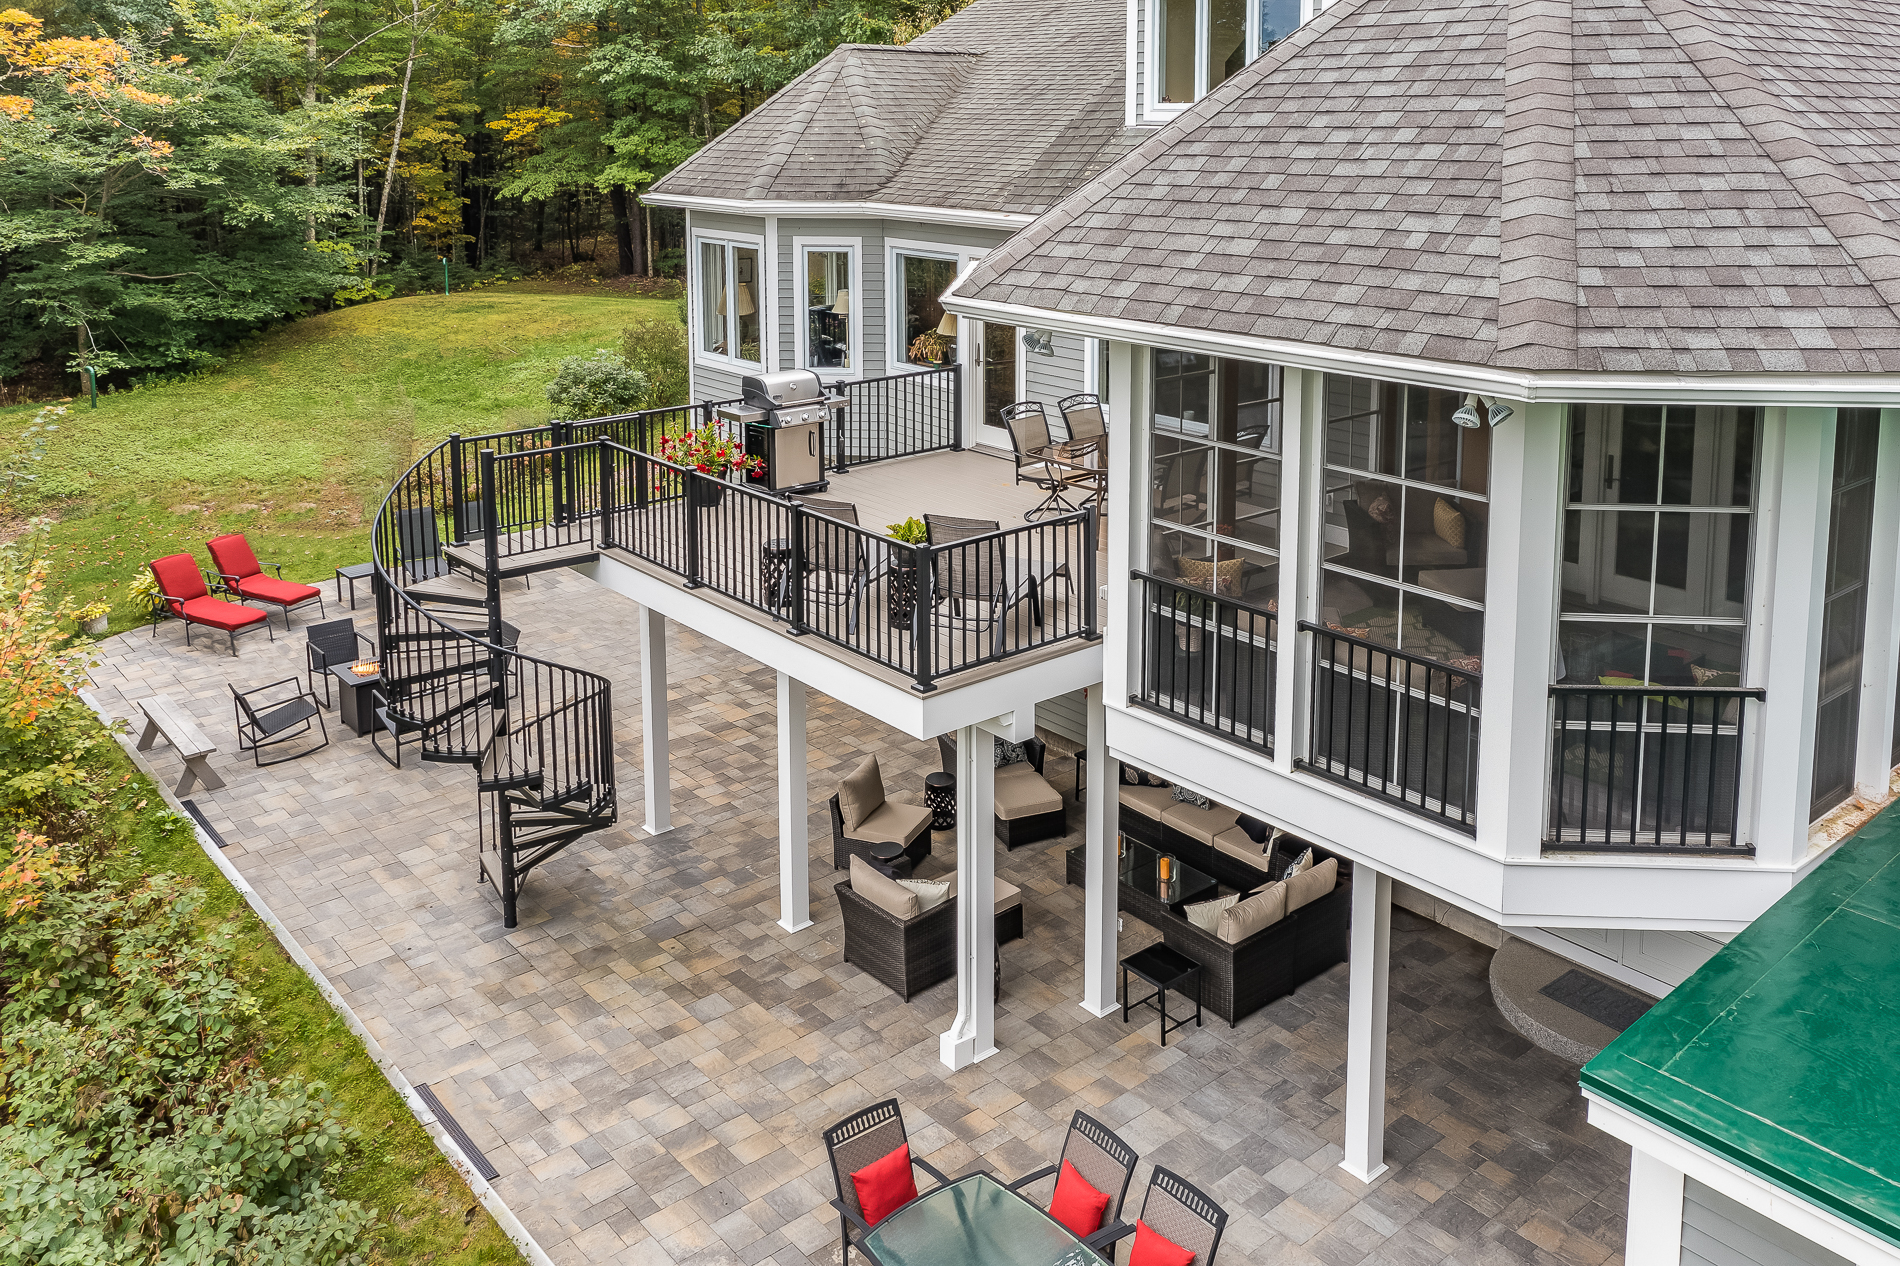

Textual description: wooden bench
[134,694,226,795]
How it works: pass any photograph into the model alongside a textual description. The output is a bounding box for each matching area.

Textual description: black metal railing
[1298,622,1481,832]
[1134,572,1276,756]
[831,366,961,470]
[598,438,1096,692]
[1546,685,1763,853]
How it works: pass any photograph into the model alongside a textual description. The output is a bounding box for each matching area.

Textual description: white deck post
[941,724,998,1070]
[1081,687,1117,1016]
[639,604,672,836]
[1854,408,1900,801]
[1624,1149,1686,1266]
[1340,864,1392,1184]
[776,671,811,933]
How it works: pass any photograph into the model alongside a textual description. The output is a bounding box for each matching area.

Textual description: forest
[0,0,964,396]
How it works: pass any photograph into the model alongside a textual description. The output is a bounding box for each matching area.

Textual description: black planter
[888,557,920,629]
[687,477,727,510]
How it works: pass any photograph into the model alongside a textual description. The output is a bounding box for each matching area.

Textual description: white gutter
[939,289,1900,406]
[640,190,1035,232]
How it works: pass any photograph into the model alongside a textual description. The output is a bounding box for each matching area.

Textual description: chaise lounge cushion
[1284,857,1338,914]
[1118,783,1177,821]
[994,766,1062,820]
[176,595,270,631]
[1217,882,1287,943]
[849,855,920,919]
[233,573,321,608]
[839,756,886,831]
[1161,801,1239,846]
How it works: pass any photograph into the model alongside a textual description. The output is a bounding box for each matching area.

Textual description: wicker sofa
[937,734,1067,848]
[1117,781,1297,891]
[836,862,1025,1000]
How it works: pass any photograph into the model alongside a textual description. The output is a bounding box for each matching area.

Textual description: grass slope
[12,290,672,628]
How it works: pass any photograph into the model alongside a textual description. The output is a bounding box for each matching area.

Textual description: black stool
[924,771,956,831]
[1121,944,1202,1047]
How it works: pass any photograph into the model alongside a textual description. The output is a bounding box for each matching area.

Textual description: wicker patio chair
[1006,1109,1139,1239]
[230,678,328,766]
[828,754,932,872]
[936,731,1066,848]
[836,877,958,1001]
[305,618,375,708]
[1093,1165,1230,1265]
[822,1099,955,1265]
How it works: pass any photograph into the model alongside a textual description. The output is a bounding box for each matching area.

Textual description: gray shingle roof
[649,0,1134,217]
[957,0,1900,375]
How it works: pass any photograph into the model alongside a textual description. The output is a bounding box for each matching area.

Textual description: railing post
[833,390,850,474]
[597,438,616,551]
[1082,507,1100,642]
[552,420,571,525]
[910,540,936,694]
[951,363,965,452]
[635,452,650,511]
[480,449,506,703]
[683,470,704,589]
[786,501,807,635]
[449,433,466,545]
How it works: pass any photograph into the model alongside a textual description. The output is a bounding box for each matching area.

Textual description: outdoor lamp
[1483,397,1514,426]
[1452,394,1483,428]
[1023,329,1056,356]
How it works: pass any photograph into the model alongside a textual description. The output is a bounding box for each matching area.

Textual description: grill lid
[742,369,826,409]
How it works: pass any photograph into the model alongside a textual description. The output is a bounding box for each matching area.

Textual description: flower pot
[1174,623,1203,652]
[83,614,108,637]
[687,476,727,510]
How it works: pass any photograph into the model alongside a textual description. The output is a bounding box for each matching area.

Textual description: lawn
[8,288,677,628]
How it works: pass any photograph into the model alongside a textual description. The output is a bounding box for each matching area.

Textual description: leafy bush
[545,349,650,420]
[622,315,690,410]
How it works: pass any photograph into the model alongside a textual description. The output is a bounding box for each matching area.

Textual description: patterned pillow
[1171,785,1212,810]
[1120,764,1171,788]
[1282,846,1315,878]
[993,738,1026,767]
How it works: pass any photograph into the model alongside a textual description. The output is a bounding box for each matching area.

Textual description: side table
[762,538,793,611]
[1121,943,1203,1047]
[924,772,956,831]
[335,562,375,610]
[867,840,912,880]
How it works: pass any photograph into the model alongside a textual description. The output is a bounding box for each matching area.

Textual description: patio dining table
[860,1173,1109,1266]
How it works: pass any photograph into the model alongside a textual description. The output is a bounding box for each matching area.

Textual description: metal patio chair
[925,514,1067,659]
[1056,391,1108,452]
[1001,400,1093,521]
[822,1099,955,1265]
[147,553,273,656]
[230,678,328,766]
[789,496,871,635]
[306,617,375,708]
[1006,1109,1140,1240]
[1092,1166,1229,1265]
[395,506,449,582]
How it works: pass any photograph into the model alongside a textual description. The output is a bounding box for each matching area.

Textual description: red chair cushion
[1128,1220,1196,1266]
[1048,1160,1112,1238]
[234,575,320,607]
[850,1143,918,1227]
[206,533,261,580]
[176,596,269,631]
[150,554,207,606]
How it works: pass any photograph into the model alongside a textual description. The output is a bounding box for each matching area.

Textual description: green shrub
[621,315,689,410]
[545,349,650,420]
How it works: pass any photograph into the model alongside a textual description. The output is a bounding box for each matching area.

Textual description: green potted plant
[74,599,111,637]
[655,428,764,509]
[885,517,928,629]
[126,571,162,623]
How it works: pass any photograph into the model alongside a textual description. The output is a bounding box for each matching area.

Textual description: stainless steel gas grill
[713,369,844,495]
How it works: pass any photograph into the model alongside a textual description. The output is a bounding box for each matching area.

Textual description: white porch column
[1275,366,1317,772]
[941,724,998,1070]
[1081,687,1117,1016]
[1340,864,1392,1184]
[775,671,811,933]
[1624,1149,1687,1266]
[1853,408,1900,801]
[1477,400,1566,859]
[638,604,672,836]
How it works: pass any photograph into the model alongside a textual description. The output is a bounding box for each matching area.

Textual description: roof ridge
[833,42,981,55]
[1494,0,1578,370]
[1645,0,1900,322]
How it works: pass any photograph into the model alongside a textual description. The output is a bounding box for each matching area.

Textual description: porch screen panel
[1812,409,1882,818]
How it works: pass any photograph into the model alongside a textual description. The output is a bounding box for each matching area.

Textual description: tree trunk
[609,184,635,276]
[370,0,422,277]
[304,17,320,243]
[643,199,653,277]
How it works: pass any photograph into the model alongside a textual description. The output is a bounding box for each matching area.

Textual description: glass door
[978,322,1018,451]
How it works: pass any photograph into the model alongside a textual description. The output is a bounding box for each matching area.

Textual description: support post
[639,604,672,836]
[1340,864,1392,1184]
[1854,407,1900,800]
[776,672,812,932]
[1624,1149,1686,1266]
[1080,687,1117,1016]
[910,540,935,693]
[1274,368,1311,771]
[941,724,997,1070]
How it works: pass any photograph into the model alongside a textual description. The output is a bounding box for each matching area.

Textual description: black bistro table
[329,663,383,737]
[1121,943,1203,1047]
[859,1172,1108,1266]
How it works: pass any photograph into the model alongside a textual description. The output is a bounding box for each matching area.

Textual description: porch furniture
[1092,1168,1229,1266]
[924,514,1068,661]
[830,754,932,871]
[836,861,1025,1001]
[395,506,449,581]
[1005,1110,1140,1236]
[936,732,1066,848]
[369,684,429,768]
[867,839,911,878]
[133,694,226,794]
[822,1099,956,1266]
[334,562,375,609]
[148,554,273,656]
[1121,943,1203,1047]
[206,534,324,629]
[329,663,382,737]
[761,537,793,610]
[1040,448,1106,513]
[1064,836,1220,926]
[790,496,871,635]
[1056,392,1107,450]
[1000,401,1091,521]
[306,617,375,708]
[924,771,956,831]
[860,1172,1113,1266]
[230,678,328,767]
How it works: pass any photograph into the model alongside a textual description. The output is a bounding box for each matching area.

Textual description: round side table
[924,772,956,831]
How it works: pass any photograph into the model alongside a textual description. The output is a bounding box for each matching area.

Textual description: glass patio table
[859,1173,1109,1266]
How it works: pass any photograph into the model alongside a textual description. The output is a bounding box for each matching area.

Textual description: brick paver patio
[88,568,1629,1266]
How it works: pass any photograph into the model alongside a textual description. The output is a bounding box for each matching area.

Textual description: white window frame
[1145,0,1257,117]
[690,229,766,372]
[886,238,980,375]
[791,236,861,381]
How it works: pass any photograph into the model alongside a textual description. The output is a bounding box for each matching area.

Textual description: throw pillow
[1184,892,1239,932]
[1434,496,1467,548]
[896,877,951,912]
[1218,883,1286,943]
[1170,784,1213,810]
[850,1143,919,1226]
[1283,846,1314,878]
[994,737,1026,767]
[1128,1219,1196,1266]
[1235,813,1274,845]
[1048,1160,1113,1238]
[850,855,922,920]
[839,756,885,831]
[1285,856,1338,914]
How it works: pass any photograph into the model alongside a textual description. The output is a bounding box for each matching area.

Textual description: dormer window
[1147,0,1303,115]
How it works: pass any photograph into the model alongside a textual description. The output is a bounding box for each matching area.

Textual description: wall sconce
[1452,394,1514,428]
[1023,329,1056,357]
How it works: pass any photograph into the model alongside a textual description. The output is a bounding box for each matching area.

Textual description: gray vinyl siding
[1133,0,1147,124]
[1024,331,1090,427]
[1036,689,1090,748]
[688,209,768,405]
[1681,1181,1850,1266]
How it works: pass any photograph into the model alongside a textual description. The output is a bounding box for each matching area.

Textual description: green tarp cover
[1582,804,1900,1248]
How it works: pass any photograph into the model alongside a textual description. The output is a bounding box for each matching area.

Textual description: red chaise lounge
[206,533,324,629]
[148,554,272,655]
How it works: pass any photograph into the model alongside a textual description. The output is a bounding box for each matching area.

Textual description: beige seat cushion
[849,854,920,919]
[997,760,1043,784]
[897,877,951,912]
[1118,783,1177,821]
[1218,882,1287,943]
[839,756,886,831]
[1161,801,1239,846]
[855,800,932,846]
[1213,825,1273,866]
[994,770,1063,820]
[1284,857,1338,913]
[944,876,1025,914]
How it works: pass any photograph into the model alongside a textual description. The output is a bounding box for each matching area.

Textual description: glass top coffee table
[860,1173,1107,1266]
[1117,836,1219,917]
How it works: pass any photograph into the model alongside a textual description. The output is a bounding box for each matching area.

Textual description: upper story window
[696,237,761,365]
[800,245,854,372]
[1150,0,1298,112]
[1320,375,1490,673]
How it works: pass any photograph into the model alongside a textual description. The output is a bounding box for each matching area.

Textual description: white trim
[1144,0,1194,119]
[644,190,1034,230]
[762,215,779,372]
[1854,407,1900,800]
[1125,0,1140,126]
[690,228,766,374]
[1626,1149,1687,1266]
[937,291,1900,406]
[790,235,862,381]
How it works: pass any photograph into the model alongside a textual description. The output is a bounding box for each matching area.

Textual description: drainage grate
[1538,969,1652,1033]
[179,799,228,849]
[415,1083,501,1180]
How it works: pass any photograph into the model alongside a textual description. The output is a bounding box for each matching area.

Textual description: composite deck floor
[88,562,1629,1266]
